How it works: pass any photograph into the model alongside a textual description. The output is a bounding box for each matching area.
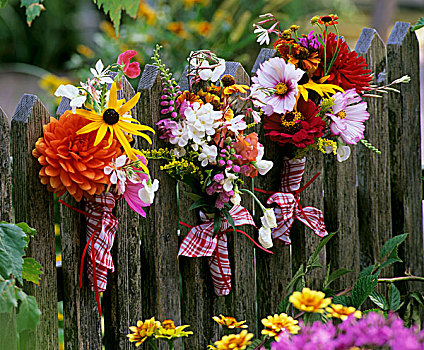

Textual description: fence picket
[138,65,182,350]
[11,95,58,350]
[387,22,423,292]
[103,77,143,349]
[56,98,103,350]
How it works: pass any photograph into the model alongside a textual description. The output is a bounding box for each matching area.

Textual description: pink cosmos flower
[123,155,150,217]
[327,89,369,144]
[117,50,141,79]
[251,57,304,116]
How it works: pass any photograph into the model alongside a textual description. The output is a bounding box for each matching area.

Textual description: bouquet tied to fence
[32,50,157,315]
[251,14,409,245]
[149,46,275,296]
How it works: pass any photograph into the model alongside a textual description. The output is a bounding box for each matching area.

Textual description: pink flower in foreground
[123,155,150,217]
[117,50,141,79]
[251,57,304,116]
[327,89,369,145]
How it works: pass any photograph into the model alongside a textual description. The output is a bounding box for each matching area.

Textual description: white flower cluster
[258,208,277,249]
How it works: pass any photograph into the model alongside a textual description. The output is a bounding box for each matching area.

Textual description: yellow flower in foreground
[76,82,154,160]
[289,288,332,313]
[213,330,253,350]
[155,319,193,340]
[326,304,362,321]
[298,77,344,101]
[212,314,248,329]
[261,313,300,339]
[127,317,161,346]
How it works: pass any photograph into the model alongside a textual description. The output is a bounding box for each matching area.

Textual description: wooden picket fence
[0,22,422,350]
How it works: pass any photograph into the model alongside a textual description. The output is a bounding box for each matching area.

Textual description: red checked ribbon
[256,157,327,245]
[178,205,271,296]
[58,192,118,316]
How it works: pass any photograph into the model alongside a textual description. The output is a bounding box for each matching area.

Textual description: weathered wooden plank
[291,153,326,289]
[0,107,18,350]
[251,48,275,75]
[55,98,102,350]
[355,28,392,276]
[138,65,182,350]
[11,95,58,350]
[103,77,143,350]
[387,22,423,291]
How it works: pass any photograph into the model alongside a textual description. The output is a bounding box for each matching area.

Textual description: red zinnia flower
[315,32,372,93]
[263,99,325,148]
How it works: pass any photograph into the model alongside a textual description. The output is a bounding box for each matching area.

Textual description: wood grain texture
[355,28,392,275]
[138,65,182,350]
[0,107,17,350]
[11,95,58,350]
[55,101,102,350]
[103,77,143,350]
[251,48,275,75]
[387,22,423,292]
[291,153,326,289]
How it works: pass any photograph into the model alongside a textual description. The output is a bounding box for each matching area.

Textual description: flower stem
[148,339,159,350]
[378,275,424,283]
[168,340,175,350]
[239,188,266,212]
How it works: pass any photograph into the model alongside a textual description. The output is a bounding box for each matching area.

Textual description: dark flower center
[321,16,332,23]
[103,108,120,125]
[281,111,303,134]
[293,47,310,60]
[221,74,236,87]
[275,82,288,95]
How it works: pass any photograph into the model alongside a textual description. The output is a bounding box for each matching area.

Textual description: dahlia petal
[74,161,87,172]
[81,169,96,180]
[69,172,84,184]
[50,176,62,189]
[45,165,60,177]
[60,170,72,187]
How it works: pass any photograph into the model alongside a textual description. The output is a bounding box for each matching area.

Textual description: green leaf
[213,215,222,236]
[277,294,290,314]
[409,292,424,307]
[378,257,402,271]
[93,0,139,34]
[20,0,45,26]
[332,295,352,307]
[324,268,352,288]
[306,232,337,268]
[246,339,264,350]
[0,0,7,8]
[0,278,18,313]
[184,192,202,202]
[362,308,383,315]
[411,17,424,32]
[0,223,27,282]
[389,283,401,311]
[351,275,378,308]
[358,265,375,278]
[189,198,210,211]
[16,291,41,332]
[22,258,43,285]
[380,233,408,260]
[15,222,36,246]
[369,291,389,310]
[222,210,235,231]
[286,264,305,293]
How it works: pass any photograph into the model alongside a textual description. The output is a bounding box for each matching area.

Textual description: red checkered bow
[59,192,118,316]
[267,157,327,244]
[178,205,257,296]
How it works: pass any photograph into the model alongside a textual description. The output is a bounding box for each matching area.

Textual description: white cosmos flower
[198,144,218,167]
[138,179,159,204]
[258,226,273,249]
[198,58,226,82]
[54,84,87,113]
[90,59,114,84]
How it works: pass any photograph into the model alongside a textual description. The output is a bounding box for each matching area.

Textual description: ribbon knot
[178,205,271,296]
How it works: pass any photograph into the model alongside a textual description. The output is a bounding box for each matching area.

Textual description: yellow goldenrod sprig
[317,138,337,155]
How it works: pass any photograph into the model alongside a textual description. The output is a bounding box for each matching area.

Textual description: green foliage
[246,338,264,350]
[323,268,352,289]
[369,291,389,310]
[411,17,424,32]
[351,275,378,308]
[389,283,401,311]
[0,222,27,283]
[93,0,138,34]
[380,233,408,260]
[0,222,42,338]
[20,0,44,26]
[0,0,7,7]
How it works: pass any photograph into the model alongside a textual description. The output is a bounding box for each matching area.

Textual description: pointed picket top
[387,22,412,46]
[11,94,58,350]
[251,48,275,74]
[138,64,160,91]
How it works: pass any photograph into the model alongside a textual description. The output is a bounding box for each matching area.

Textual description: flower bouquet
[251,14,407,245]
[148,46,275,296]
[32,50,158,314]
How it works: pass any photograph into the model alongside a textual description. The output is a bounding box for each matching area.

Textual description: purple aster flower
[327,89,369,145]
[251,57,304,116]
[299,31,321,51]
[156,118,178,142]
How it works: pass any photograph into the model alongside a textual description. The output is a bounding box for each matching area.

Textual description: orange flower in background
[32,112,122,202]
[137,0,156,25]
[167,22,190,39]
[318,14,339,26]
[177,91,203,105]
[212,315,248,329]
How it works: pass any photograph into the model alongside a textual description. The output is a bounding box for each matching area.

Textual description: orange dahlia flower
[33,111,122,201]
